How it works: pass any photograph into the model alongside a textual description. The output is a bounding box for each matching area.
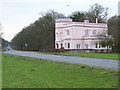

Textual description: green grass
[3,54,118,88]
[40,52,119,60]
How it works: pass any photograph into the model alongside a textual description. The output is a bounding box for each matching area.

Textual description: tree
[107,15,120,52]
[12,10,65,51]
[69,11,87,22]
[97,31,114,52]
[69,3,108,23]
[87,3,108,23]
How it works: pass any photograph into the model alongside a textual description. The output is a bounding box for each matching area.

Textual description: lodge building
[55,18,108,50]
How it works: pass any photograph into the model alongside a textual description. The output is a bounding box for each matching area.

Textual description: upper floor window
[93,30,96,35]
[85,30,89,35]
[67,30,70,35]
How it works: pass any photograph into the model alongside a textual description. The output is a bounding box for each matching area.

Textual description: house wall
[55,18,108,50]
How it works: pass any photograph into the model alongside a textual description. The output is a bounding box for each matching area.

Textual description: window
[85,44,88,49]
[95,43,98,48]
[99,43,101,48]
[68,43,70,49]
[61,43,63,48]
[85,30,89,35]
[93,30,96,35]
[77,44,81,49]
[67,30,69,35]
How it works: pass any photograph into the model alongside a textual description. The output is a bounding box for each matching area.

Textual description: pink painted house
[55,18,108,50]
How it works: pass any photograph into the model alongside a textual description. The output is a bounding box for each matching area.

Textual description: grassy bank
[40,52,119,60]
[3,54,118,88]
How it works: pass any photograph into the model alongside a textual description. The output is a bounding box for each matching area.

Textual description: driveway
[4,49,118,70]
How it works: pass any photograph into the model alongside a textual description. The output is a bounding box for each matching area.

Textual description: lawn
[42,52,119,60]
[3,54,118,88]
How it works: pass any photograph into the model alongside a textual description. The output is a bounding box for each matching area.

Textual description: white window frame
[77,44,81,49]
[65,43,66,48]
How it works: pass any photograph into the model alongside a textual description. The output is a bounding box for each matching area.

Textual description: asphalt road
[4,48,119,70]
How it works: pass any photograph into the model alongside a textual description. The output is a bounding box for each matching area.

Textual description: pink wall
[55,18,108,49]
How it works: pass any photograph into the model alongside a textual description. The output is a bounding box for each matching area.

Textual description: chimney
[96,18,98,24]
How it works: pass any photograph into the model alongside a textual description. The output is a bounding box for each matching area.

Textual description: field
[42,52,119,60]
[3,54,118,88]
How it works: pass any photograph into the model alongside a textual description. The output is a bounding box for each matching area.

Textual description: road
[4,48,119,70]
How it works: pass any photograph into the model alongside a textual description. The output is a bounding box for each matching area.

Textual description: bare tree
[87,3,108,23]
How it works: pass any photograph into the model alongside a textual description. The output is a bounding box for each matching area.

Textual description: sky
[0,0,119,41]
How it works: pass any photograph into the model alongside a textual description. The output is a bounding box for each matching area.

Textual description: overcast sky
[0,0,119,41]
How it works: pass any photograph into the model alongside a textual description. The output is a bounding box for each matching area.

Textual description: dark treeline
[11,3,120,52]
[12,10,65,50]
[108,15,120,52]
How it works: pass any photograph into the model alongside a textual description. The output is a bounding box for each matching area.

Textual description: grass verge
[39,52,119,60]
[3,54,118,88]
